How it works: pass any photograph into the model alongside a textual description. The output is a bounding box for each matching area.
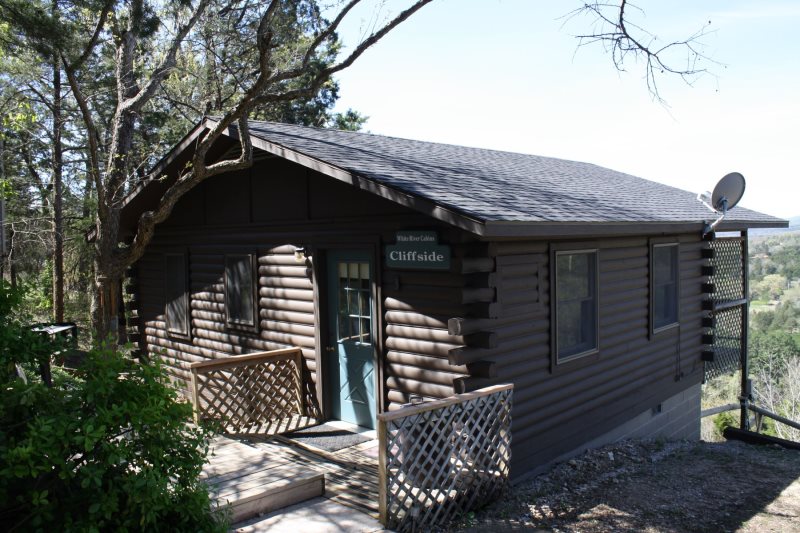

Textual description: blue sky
[330,0,799,219]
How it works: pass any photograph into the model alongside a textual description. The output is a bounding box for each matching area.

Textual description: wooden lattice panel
[190,348,307,435]
[378,384,513,532]
[704,237,747,381]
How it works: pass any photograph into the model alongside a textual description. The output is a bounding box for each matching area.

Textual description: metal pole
[740,230,750,430]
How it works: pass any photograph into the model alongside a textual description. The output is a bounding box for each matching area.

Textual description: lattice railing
[705,305,744,380]
[377,384,513,532]
[704,236,747,380]
[709,237,746,302]
[190,348,309,435]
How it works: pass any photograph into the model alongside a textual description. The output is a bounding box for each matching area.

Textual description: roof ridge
[243,118,613,168]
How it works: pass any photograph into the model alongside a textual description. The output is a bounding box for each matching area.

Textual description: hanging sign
[385,231,451,270]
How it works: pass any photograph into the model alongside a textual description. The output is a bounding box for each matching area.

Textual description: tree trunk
[82,170,93,219]
[52,52,65,322]
[0,125,6,269]
[8,226,16,288]
[92,269,120,344]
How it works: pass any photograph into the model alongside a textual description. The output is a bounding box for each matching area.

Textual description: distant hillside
[749,215,799,237]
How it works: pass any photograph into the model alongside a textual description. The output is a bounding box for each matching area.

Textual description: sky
[329,0,800,220]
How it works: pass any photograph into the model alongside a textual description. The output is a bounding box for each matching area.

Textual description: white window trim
[552,248,600,364]
[651,242,681,335]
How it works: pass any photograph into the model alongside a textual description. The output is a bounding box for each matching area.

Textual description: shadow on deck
[203,427,379,524]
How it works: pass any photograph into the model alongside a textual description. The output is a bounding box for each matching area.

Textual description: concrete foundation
[533,383,701,479]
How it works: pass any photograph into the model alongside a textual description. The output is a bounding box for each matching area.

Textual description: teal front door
[327,250,376,429]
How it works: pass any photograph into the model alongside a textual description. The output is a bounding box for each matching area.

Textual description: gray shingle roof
[240,120,784,230]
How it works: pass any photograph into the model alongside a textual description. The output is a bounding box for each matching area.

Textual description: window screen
[165,253,189,336]
[555,250,598,361]
[225,254,256,328]
[652,244,679,331]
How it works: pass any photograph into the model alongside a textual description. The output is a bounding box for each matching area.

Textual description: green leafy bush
[0,282,226,531]
[0,282,58,378]
[713,411,738,437]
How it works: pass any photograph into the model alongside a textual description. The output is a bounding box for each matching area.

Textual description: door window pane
[336,261,372,345]
[556,250,598,361]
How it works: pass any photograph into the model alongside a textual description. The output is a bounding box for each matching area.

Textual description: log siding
[131,153,706,479]
[445,235,705,475]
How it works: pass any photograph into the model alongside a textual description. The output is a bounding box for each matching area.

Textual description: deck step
[204,437,326,523]
[212,468,325,523]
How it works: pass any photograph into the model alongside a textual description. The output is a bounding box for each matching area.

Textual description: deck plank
[204,433,381,522]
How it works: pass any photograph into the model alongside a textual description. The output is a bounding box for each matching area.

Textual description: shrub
[0,282,225,532]
[713,411,738,437]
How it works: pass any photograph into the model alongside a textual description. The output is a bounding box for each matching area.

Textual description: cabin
[119,119,785,495]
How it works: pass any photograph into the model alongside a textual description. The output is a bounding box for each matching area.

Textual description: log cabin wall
[448,235,706,477]
[132,155,475,417]
[131,150,705,478]
[381,246,498,409]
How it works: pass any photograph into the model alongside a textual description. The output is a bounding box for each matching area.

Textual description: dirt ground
[459,439,800,532]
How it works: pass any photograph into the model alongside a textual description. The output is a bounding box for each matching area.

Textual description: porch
[203,431,380,524]
[190,347,513,531]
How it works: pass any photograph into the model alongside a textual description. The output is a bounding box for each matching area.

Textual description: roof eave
[481,218,789,239]
[114,118,790,243]
[119,120,209,211]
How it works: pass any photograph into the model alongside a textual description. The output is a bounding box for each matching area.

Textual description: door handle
[325,346,335,352]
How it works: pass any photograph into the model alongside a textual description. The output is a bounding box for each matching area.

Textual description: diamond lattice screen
[192,351,305,435]
[705,237,746,380]
[381,388,512,532]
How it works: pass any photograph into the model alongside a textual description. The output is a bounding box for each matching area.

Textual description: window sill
[166,330,192,342]
[652,322,680,337]
[551,347,600,374]
[225,322,259,334]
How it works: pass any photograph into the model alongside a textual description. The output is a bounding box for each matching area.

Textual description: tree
[750,331,800,441]
[0,0,436,339]
[0,0,716,340]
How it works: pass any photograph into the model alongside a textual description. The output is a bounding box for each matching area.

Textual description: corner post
[294,349,306,417]
[378,416,388,526]
[740,229,751,430]
[190,366,201,424]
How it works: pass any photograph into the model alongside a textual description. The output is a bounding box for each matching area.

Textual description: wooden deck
[203,434,380,524]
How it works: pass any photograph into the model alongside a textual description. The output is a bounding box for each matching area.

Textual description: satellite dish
[698,172,747,236]
[711,172,746,212]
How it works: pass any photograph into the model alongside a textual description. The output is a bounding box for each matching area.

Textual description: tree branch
[123,0,211,113]
[565,0,717,103]
[62,55,105,223]
[67,0,114,71]
[117,115,252,273]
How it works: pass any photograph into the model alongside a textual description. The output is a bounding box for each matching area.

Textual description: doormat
[284,424,372,453]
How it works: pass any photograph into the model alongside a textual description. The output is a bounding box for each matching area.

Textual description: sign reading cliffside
[385,231,451,270]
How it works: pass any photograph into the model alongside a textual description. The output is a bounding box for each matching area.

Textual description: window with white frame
[651,243,679,332]
[553,249,599,362]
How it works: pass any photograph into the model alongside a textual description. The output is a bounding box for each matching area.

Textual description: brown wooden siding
[132,152,706,479]
[134,155,470,418]
[446,235,705,476]
[383,259,471,408]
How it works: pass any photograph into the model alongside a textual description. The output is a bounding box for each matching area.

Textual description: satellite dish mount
[697,172,746,236]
